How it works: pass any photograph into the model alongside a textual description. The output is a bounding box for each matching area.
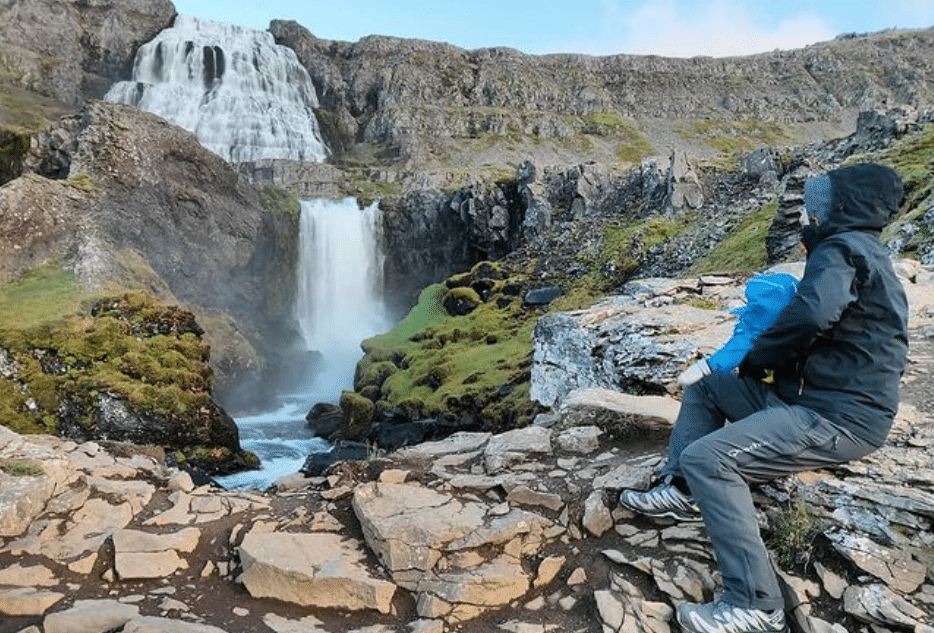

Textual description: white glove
[678,359,711,387]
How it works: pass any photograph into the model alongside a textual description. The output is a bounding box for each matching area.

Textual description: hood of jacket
[802,163,904,251]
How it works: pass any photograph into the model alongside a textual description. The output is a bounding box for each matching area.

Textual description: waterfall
[214,198,390,490]
[104,15,327,163]
[108,16,392,490]
[295,198,391,400]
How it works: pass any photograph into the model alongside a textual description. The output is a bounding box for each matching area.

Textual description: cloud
[583,0,836,57]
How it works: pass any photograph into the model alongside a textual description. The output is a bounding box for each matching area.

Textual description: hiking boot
[617,476,701,521]
[677,599,787,633]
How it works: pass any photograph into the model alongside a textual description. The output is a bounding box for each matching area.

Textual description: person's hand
[678,359,710,387]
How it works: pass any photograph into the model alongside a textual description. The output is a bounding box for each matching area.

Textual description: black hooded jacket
[739,163,908,446]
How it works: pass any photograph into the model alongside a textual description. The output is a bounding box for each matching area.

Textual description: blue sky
[171,0,934,57]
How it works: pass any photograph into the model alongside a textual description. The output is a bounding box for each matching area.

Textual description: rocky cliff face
[270,20,934,176]
[0,0,175,107]
[2,99,304,414]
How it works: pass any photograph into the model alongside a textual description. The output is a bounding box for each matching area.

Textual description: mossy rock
[443,286,482,316]
[0,282,248,475]
[338,390,375,439]
[354,360,398,391]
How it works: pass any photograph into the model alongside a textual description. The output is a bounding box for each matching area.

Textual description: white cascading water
[295,198,392,401]
[105,15,327,163]
[108,16,391,489]
[214,199,392,490]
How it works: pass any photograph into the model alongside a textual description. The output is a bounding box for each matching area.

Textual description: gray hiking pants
[660,372,878,611]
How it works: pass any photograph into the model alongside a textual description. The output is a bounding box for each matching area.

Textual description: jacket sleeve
[740,242,858,372]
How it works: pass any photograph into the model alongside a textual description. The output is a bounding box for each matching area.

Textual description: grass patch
[581,112,655,163]
[0,460,45,477]
[689,201,777,275]
[355,263,540,432]
[64,174,94,195]
[0,264,84,328]
[677,119,796,163]
[591,215,692,290]
[260,185,301,219]
[767,498,821,569]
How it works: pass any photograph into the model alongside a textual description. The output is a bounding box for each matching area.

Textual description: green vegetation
[0,264,84,327]
[589,215,692,290]
[767,498,821,569]
[64,173,94,195]
[260,185,301,219]
[677,119,796,165]
[581,112,655,164]
[0,268,246,469]
[688,201,778,275]
[871,123,934,255]
[0,460,45,477]
[354,263,541,433]
[0,290,212,434]
[341,177,403,207]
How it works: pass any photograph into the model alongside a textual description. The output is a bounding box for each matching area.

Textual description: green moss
[356,266,540,433]
[339,390,376,438]
[869,124,934,254]
[260,186,301,219]
[678,297,720,310]
[689,201,777,275]
[0,264,84,327]
[0,290,217,447]
[588,215,691,290]
[580,112,655,163]
[64,174,94,194]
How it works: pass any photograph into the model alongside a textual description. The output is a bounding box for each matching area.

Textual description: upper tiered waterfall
[105,15,327,163]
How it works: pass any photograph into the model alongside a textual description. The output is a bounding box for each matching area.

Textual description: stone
[122,617,231,633]
[0,426,75,537]
[582,490,613,537]
[534,555,566,588]
[554,425,602,453]
[0,587,65,616]
[0,563,57,587]
[484,426,553,473]
[560,389,679,437]
[43,599,140,633]
[238,530,396,613]
[827,531,927,593]
[507,485,564,511]
[843,583,928,628]
[112,528,201,579]
[813,562,847,600]
[262,613,327,633]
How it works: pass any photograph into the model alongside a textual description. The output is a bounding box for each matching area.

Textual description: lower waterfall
[215,198,392,490]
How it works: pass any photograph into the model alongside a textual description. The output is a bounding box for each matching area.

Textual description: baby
[678,272,799,386]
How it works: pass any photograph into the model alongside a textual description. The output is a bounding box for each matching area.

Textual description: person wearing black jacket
[619,163,909,633]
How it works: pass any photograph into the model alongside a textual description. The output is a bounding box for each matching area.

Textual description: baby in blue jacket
[678,272,799,386]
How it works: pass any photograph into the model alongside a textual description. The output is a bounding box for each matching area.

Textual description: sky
[170,0,934,58]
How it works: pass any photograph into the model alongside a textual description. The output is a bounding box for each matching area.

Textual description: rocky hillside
[268,21,934,181]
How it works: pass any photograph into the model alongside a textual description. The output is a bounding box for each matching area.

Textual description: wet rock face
[0,0,175,105]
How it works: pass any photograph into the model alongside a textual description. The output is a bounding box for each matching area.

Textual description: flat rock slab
[43,599,140,633]
[0,586,64,616]
[238,531,396,614]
